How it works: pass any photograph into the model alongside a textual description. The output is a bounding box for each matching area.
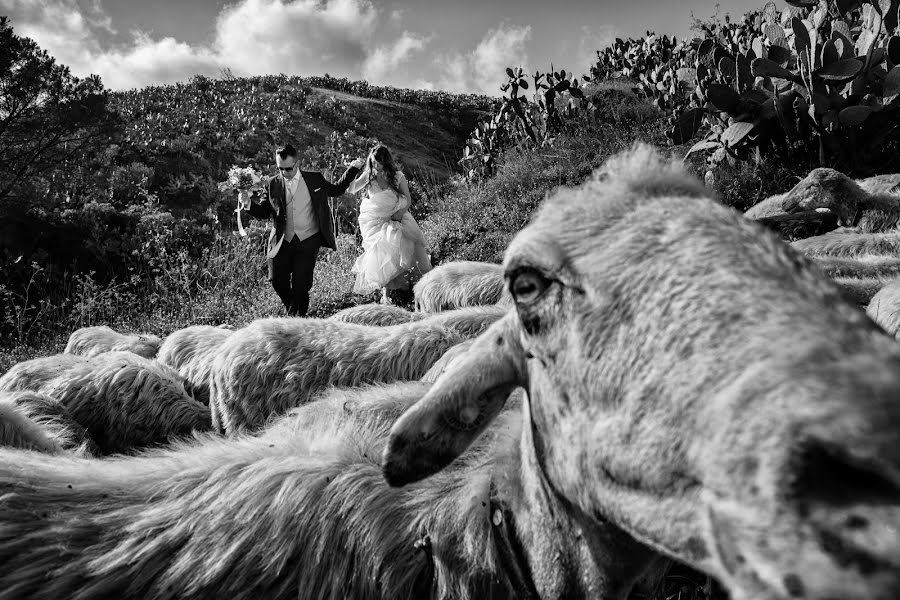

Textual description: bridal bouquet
[218,165,266,237]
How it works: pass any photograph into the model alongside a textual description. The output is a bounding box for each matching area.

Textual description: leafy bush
[0,16,118,207]
[586,1,900,176]
[458,65,597,180]
[684,0,900,176]
[590,32,697,114]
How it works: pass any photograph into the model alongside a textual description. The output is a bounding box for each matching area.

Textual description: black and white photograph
[1,0,900,598]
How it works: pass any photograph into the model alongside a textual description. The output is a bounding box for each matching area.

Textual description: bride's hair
[368,145,402,195]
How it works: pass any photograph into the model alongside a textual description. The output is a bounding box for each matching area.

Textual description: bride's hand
[237,190,251,210]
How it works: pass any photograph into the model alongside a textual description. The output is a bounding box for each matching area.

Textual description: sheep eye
[510,270,550,305]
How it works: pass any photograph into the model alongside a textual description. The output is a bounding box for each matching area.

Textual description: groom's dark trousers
[270,232,322,317]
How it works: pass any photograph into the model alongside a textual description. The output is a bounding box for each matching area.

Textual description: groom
[239,144,364,317]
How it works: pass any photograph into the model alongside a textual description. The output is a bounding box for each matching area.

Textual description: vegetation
[6,5,884,598]
[584,1,900,176]
[458,65,593,180]
[0,17,119,207]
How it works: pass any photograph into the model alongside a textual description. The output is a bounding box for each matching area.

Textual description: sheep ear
[382,313,526,487]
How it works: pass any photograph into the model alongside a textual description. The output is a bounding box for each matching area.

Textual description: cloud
[91,34,220,90]
[0,0,405,90]
[3,0,99,70]
[85,0,115,35]
[428,24,531,95]
[361,31,430,86]
[1,0,219,87]
[472,24,531,93]
[576,25,618,75]
[411,78,436,91]
[214,0,379,77]
[1,0,534,94]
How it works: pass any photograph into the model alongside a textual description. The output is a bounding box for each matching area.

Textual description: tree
[0,16,119,207]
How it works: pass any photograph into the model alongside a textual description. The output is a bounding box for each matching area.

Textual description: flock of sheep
[746,165,900,327]
[1,143,899,600]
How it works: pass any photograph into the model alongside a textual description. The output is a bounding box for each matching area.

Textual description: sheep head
[780,167,866,227]
[385,143,900,600]
[383,313,526,486]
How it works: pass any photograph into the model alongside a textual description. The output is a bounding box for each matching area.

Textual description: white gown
[349,171,432,294]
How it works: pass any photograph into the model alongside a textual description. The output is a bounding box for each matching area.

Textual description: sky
[2,0,766,94]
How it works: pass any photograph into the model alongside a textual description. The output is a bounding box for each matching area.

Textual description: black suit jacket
[243,165,361,255]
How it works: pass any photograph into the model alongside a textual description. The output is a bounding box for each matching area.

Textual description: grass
[0,230,392,374]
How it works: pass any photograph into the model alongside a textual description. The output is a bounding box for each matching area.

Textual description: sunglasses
[278,165,297,173]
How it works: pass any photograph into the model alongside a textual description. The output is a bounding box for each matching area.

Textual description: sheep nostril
[844,515,869,530]
[790,439,900,509]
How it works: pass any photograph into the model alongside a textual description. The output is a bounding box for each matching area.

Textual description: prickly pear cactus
[458,65,590,181]
[589,0,900,175]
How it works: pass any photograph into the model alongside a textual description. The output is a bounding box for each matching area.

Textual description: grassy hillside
[308,87,488,177]
[109,74,493,215]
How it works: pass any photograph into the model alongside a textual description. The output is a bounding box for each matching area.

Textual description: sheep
[420,340,475,383]
[0,400,64,453]
[3,390,98,456]
[778,167,900,232]
[416,305,508,339]
[0,353,89,391]
[743,167,866,221]
[858,172,900,196]
[754,208,838,241]
[0,351,211,455]
[832,276,899,306]
[791,230,900,258]
[854,192,900,233]
[209,318,466,435]
[0,381,664,600]
[64,325,162,359]
[413,261,512,313]
[743,190,789,220]
[328,302,428,326]
[866,279,900,338]
[746,168,900,233]
[156,325,235,405]
[383,143,900,600]
[329,304,507,339]
[810,255,900,279]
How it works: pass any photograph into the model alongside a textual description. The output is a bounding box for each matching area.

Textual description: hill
[310,87,484,176]
[0,64,501,347]
[110,74,495,217]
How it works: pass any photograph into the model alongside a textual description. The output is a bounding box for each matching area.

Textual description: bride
[347,145,432,303]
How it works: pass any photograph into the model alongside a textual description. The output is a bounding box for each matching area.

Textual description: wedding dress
[349,171,432,294]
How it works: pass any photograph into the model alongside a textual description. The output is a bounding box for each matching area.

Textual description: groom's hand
[349,158,365,170]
